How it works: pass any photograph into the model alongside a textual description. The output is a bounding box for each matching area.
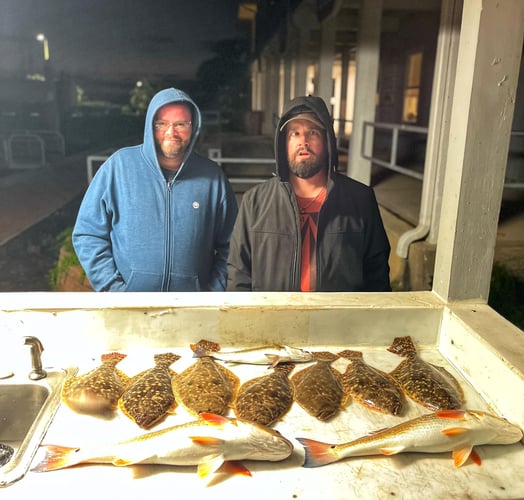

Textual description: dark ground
[0,195,82,291]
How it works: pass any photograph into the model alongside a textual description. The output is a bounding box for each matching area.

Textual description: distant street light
[36,33,50,61]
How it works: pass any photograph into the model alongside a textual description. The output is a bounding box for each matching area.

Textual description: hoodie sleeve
[72,162,126,292]
[207,175,238,291]
[227,189,254,291]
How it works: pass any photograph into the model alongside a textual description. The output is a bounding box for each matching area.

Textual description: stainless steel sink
[0,366,77,487]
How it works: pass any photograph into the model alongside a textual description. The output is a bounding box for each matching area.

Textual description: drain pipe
[396,0,461,262]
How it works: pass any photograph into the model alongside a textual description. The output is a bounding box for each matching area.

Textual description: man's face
[286,119,327,179]
[153,103,192,161]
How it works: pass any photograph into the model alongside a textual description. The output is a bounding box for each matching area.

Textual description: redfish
[297,409,523,468]
[61,352,130,415]
[32,413,294,481]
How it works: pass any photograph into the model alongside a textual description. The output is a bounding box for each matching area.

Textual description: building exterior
[241,0,524,292]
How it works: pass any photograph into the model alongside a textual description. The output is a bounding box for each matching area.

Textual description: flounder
[118,352,180,429]
[233,364,295,426]
[291,352,349,422]
[61,352,130,415]
[173,356,240,417]
[387,336,464,410]
[338,350,406,416]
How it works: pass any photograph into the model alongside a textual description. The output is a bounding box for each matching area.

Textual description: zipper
[161,182,173,291]
[290,188,301,290]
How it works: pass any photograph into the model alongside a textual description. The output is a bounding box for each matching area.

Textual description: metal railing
[361,121,428,180]
[361,121,524,188]
[0,129,65,169]
[85,125,523,191]
[86,148,276,185]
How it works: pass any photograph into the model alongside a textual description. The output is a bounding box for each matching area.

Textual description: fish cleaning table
[0,291,523,500]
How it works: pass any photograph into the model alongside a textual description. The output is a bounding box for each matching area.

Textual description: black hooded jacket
[227,95,391,292]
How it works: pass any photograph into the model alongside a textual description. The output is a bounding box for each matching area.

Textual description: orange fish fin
[436,409,466,420]
[190,436,225,446]
[31,445,81,472]
[469,448,482,466]
[452,445,474,467]
[219,460,252,477]
[199,412,230,425]
[113,458,133,467]
[296,438,338,468]
[441,427,469,437]
[378,446,405,456]
[166,400,178,414]
[197,453,224,478]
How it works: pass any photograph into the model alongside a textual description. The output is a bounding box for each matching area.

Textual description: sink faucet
[23,336,47,380]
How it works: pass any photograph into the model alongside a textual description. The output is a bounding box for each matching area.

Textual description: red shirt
[295,189,327,291]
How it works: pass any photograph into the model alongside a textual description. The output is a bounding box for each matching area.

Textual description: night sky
[1,0,241,97]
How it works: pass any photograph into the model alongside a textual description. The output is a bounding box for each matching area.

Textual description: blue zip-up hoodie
[72,88,238,291]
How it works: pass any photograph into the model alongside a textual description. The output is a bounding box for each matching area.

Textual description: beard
[156,137,189,160]
[288,150,326,179]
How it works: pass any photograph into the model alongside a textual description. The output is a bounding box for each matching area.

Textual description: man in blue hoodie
[73,87,238,291]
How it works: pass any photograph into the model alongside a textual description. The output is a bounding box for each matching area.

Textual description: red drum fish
[61,352,130,415]
[233,364,295,427]
[387,336,464,410]
[192,340,314,368]
[32,413,294,481]
[118,352,180,429]
[338,350,406,416]
[297,409,523,468]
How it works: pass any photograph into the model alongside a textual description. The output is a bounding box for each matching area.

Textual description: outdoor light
[36,33,50,61]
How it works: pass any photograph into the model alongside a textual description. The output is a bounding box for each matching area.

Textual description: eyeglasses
[153,120,192,132]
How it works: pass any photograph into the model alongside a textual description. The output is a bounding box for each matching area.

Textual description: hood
[275,95,338,181]
[142,87,202,170]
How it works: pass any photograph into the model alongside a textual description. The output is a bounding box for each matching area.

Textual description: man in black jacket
[227,95,391,292]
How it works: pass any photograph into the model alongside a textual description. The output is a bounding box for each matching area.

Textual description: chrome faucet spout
[23,336,47,380]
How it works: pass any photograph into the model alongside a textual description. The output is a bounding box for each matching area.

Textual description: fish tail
[154,352,181,367]
[31,445,82,472]
[296,438,339,468]
[387,336,416,357]
[101,352,127,366]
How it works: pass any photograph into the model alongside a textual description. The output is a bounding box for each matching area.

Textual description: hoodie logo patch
[192,201,200,209]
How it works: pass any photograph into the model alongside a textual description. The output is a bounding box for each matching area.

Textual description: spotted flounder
[118,352,180,429]
[387,336,464,410]
[338,350,406,416]
[173,355,240,417]
[61,352,130,415]
[291,352,349,422]
[233,363,295,427]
